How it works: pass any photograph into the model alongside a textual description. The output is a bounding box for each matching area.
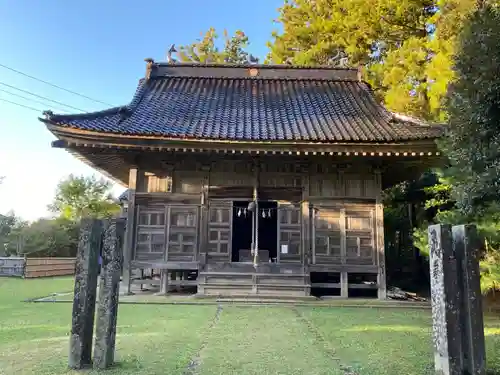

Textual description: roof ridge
[148,75,366,83]
[152,61,360,71]
[147,61,362,82]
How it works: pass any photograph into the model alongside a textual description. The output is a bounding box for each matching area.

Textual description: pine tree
[442,3,500,215]
[177,28,256,64]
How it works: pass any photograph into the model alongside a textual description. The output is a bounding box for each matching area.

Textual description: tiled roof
[42,63,443,143]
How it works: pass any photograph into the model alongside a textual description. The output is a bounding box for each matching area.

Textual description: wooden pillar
[305,202,312,267]
[93,218,125,369]
[252,158,259,266]
[339,206,348,298]
[302,166,310,267]
[122,167,139,296]
[199,165,210,262]
[69,219,102,369]
[159,270,169,295]
[374,168,386,300]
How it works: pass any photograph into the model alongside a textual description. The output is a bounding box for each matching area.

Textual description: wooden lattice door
[277,204,302,263]
[166,205,199,262]
[313,207,342,265]
[207,201,232,262]
[344,206,376,265]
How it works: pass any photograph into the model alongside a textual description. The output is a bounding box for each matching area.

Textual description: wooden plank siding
[24,257,76,278]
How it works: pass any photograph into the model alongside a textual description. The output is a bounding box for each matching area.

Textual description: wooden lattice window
[279,208,301,226]
[135,206,167,259]
[279,231,301,255]
[278,206,301,260]
[137,232,166,254]
[208,205,231,254]
[315,210,341,257]
[345,210,374,260]
[167,206,198,254]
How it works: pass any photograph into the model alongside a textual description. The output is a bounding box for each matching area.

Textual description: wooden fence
[0,257,76,278]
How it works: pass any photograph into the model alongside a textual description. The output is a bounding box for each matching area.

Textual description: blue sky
[0,0,283,220]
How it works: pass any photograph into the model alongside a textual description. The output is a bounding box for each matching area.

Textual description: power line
[0,88,69,113]
[0,81,86,112]
[0,98,42,113]
[0,62,114,107]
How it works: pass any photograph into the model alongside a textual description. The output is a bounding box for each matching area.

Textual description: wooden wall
[130,155,383,271]
[24,257,76,278]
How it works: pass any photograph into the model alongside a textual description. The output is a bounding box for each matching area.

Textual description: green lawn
[0,277,499,375]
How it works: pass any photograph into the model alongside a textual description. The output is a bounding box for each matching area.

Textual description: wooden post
[374,166,386,300]
[93,218,125,369]
[309,203,315,265]
[453,224,486,375]
[375,200,387,300]
[428,224,463,375]
[159,270,169,295]
[69,219,102,370]
[122,167,138,295]
[340,271,349,298]
[339,207,348,298]
[199,165,210,260]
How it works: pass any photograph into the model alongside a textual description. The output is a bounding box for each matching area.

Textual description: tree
[49,175,120,220]
[177,27,258,64]
[0,212,19,256]
[441,3,500,215]
[267,0,477,122]
[5,218,80,257]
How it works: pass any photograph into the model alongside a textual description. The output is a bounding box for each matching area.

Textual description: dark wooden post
[69,218,102,369]
[93,218,126,369]
[452,224,486,375]
[428,224,463,375]
[308,202,314,267]
[374,168,386,300]
[123,167,138,295]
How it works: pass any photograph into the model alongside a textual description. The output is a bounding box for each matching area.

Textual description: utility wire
[0,62,114,107]
[0,88,69,113]
[0,98,42,113]
[0,81,86,112]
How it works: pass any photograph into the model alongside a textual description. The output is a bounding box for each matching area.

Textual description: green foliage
[481,240,500,293]
[268,0,431,65]
[441,4,500,215]
[5,218,80,257]
[267,0,478,122]
[0,212,19,255]
[413,174,500,293]
[177,28,257,64]
[49,174,119,221]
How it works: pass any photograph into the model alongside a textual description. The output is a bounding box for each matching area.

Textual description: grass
[0,277,499,375]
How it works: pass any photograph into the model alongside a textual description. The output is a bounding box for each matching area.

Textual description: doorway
[231,200,278,262]
[231,201,253,262]
[258,201,278,262]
